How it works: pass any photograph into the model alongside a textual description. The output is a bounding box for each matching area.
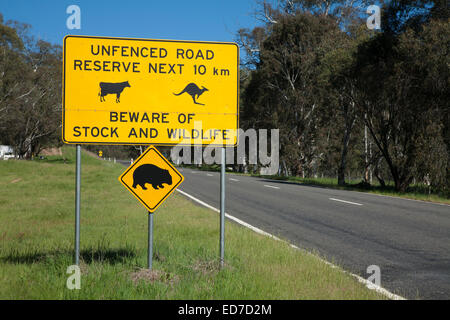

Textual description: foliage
[238,1,449,195]
[0,14,62,158]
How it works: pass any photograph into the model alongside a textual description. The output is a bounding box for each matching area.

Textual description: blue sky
[0,0,259,45]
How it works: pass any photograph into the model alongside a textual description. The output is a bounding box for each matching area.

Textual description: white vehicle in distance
[0,145,16,160]
[3,152,17,160]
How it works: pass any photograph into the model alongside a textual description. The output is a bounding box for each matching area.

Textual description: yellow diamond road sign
[63,35,239,146]
[119,146,184,212]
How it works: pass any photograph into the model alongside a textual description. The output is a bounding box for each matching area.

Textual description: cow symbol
[99,81,130,103]
[132,164,172,190]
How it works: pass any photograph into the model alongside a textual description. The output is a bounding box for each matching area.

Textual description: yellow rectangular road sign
[119,146,184,213]
[63,35,239,146]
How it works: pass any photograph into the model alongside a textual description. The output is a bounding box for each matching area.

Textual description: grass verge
[0,146,387,299]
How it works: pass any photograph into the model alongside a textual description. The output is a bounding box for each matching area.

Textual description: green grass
[0,146,387,299]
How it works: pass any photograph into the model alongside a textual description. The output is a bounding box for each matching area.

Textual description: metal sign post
[220,147,225,267]
[64,35,238,271]
[148,212,154,270]
[74,144,81,265]
[118,146,184,270]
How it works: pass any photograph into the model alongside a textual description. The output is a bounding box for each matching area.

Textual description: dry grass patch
[192,260,222,276]
[129,268,179,286]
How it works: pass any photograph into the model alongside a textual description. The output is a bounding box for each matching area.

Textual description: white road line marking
[264,184,280,189]
[329,198,363,206]
[229,178,239,182]
[206,173,213,177]
[176,189,405,300]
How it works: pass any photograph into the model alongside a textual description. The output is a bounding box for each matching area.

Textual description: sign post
[148,212,154,270]
[118,146,184,269]
[63,35,239,269]
[220,147,225,268]
[74,144,81,265]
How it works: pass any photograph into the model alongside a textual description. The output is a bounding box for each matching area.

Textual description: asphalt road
[174,168,450,300]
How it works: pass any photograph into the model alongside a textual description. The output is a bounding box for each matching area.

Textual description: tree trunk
[338,125,352,186]
[373,157,386,187]
[395,175,413,193]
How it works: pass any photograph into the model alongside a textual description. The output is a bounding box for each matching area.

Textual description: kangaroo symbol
[173,83,208,105]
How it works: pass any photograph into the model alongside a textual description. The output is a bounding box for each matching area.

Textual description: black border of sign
[119,146,184,212]
[62,35,239,147]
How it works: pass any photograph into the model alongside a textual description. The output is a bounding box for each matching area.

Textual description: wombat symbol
[132,164,173,190]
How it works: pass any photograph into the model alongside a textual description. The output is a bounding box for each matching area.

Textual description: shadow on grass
[80,248,136,264]
[0,247,136,265]
[35,158,73,164]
